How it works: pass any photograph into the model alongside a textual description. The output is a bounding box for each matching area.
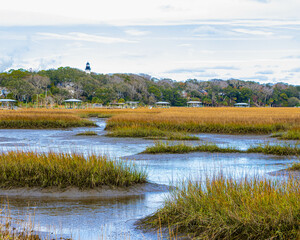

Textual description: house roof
[0,99,16,102]
[156,101,170,104]
[187,101,202,104]
[64,99,82,102]
[234,103,249,106]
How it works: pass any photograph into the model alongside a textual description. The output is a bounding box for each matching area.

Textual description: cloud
[283,55,300,59]
[288,67,300,72]
[243,75,269,81]
[248,0,271,3]
[196,72,218,78]
[208,66,240,70]
[165,68,206,74]
[36,32,136,44]
[234,28,273,36]
[124,29,150,36]
[255,70,274,74]
[0,57,14,72]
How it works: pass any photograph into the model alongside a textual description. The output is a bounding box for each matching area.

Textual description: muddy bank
[0,182,169,199]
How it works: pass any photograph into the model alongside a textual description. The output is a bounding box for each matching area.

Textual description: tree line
[0,67,299,107]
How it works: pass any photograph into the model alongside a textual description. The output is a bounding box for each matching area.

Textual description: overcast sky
[1,0,300,84]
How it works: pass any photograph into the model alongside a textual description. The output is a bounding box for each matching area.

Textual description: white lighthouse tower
[85,62,91,74]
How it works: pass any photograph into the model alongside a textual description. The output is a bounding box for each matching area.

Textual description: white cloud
[124,29,150,36]
[36,32,136,44]
[234,28,273,36]
[1,0,300,26]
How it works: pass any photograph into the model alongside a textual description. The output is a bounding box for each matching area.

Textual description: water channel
[0,119,297,239]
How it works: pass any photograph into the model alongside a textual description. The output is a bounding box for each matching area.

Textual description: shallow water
[0,119,297,239]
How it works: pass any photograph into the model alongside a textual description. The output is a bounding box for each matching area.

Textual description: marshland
[0,107,299,239]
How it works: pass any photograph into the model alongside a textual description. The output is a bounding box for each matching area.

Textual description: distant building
[234,103,250,108]
[155,101,170,108]
[187,101,203,107]
[85,62,91,74]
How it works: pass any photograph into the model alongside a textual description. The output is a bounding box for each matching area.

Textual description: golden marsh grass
[0,151,147,189]
[106,107,300,134]
[140,175,300,239]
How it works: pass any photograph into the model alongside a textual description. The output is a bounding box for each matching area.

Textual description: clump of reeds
[139,175,300,240]
[143,142,241,154]
[107,127,199,140]
[247,143,300,156]
[273,129,300,140]
[76,131,98,136]
[0,109,95,129]
[143,142,300,156]
[0,151,147,189]
[79,113,114,118]
[287,162,300,171]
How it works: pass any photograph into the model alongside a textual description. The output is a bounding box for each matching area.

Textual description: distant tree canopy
[0,67,299,106]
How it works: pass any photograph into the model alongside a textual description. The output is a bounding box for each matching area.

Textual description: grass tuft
[0,151,147,189]
[76,131,98,136]
[143,142,300,156]
[107,127,199,140]
[287,162,300,171]
[139,175,300,240]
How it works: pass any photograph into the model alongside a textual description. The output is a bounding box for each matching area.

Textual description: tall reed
[0,151,147,189]
[0,109,95,129]
[140,175,300,239]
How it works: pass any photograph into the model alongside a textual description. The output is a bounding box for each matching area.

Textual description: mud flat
[0,183,169,199]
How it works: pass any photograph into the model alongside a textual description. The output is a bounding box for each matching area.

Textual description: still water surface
[0,119,296,239]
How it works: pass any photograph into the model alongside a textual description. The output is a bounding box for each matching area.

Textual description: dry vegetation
[105,107,300,135]
[0,151,147,189]
[0,109,95,128]
[139,175,300,240]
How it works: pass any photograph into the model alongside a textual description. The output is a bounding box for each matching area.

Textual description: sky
[0,0,300,85]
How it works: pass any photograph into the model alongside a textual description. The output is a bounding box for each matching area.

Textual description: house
[126,101,139,109]
[64,99,82,109]
[109,103,125,109]
[155,101,170,108]
[234,103,250,108]
[187,101,203,107]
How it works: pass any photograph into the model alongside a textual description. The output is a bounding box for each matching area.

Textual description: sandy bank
[0,182,169,199]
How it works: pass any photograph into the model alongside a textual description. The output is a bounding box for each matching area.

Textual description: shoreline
[0,182,170,199]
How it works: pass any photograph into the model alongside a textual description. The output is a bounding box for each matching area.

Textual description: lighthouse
[85,62,91,74]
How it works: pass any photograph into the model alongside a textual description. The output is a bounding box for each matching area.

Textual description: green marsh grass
[143,142,300,156]
[76,131,98,136]
[0,151,147,189]
[107,127,199,140]
[247,143,300,156]
[139,175,300,240]
[287,162,300,171]
[143,142,240,154]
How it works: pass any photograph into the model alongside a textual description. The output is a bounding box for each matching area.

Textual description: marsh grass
[143,142,300,156]
[280,130,300,140]
[287,162,300,171]
[143,142,240,154]
[106,107,300,135]
[107,127,199,140]
[76,131,98,136]
[0,151,147,189]
[139,175,300,240]
[247,143,300,156]
[0,109,95,129]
